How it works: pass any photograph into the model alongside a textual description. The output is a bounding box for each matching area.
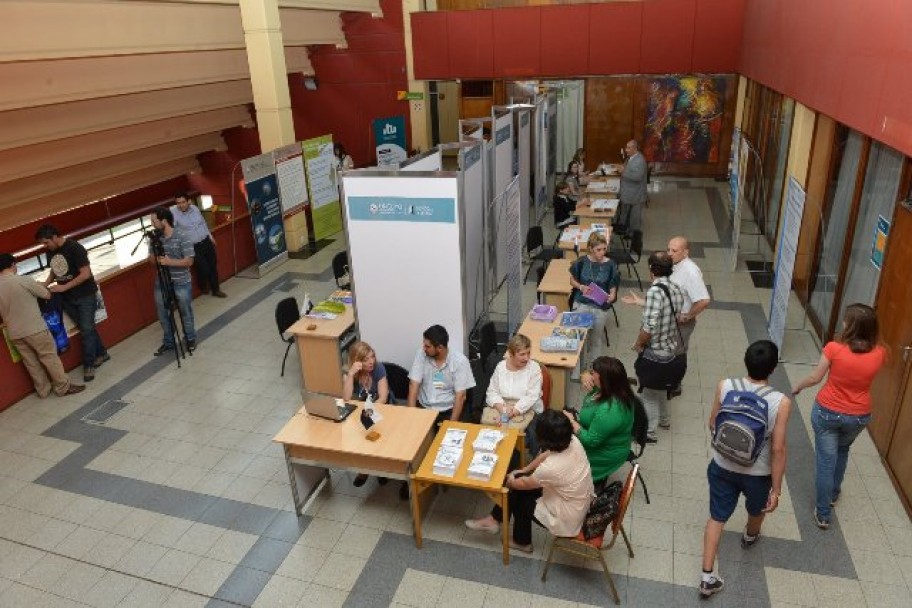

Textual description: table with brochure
[410,421,521,565]
[517,309,589,409]
[557,223,613,259]
[287,294,356,396]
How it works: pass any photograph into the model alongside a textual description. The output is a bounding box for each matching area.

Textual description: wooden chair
[538,362,552,409]
[540,463,639,605]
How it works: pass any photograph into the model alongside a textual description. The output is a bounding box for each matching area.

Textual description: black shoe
[645,436,658,444]
[353,474,368,487]
[699,576,724,598]
[154,344,174,357]
[668,386,683,400]
[377,477,389,486]
[814,510,830,530]
[83,366,95,382]
[94,353,111,367]
[186,339,196,351]
[741,528,760,549]
[399,481,409,501]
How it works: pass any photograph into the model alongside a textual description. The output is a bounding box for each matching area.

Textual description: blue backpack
[711,379,775,467]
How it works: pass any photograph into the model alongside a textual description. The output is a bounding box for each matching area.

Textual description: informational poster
[768,176,805,350]
[504,177,523,336]
[241,153,288,271]
[373,116,407,168]
[871,215,889,270]
[273,143,309,217]
[301,135,342,239]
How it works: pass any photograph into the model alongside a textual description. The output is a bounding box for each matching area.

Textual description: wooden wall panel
[446,10,495,79]
[492,7,542,77]
[584,77,636,169]
[279,9,344,46]
[411,11,450,78]
[640,0,696,74]
[540,5,590,77]
[588,2,643,74]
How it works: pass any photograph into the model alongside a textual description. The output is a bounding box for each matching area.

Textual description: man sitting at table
[407,324,476,425]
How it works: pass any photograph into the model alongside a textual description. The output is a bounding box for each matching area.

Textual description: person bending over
[465,409,595,554]
[570,357,636,489]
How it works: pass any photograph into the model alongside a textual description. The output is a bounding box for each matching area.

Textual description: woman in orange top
[792,304,886,529]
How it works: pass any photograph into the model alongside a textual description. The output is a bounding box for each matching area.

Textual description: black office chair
[383,362,410,404]
[332,251,350,290]
[275,297,300,377]
[478,321,502,375]
[611,230,644,290]
[523,226,563,284]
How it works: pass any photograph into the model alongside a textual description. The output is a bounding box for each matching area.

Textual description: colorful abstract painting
[644,76,727,164]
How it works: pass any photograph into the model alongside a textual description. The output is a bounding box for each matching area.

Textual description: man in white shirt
[407,324,475,425]
[171,193,226,298]
[668,236,711,399]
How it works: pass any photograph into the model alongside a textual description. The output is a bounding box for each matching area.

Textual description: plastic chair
[383,362,410,404]
[541,464,639,605]
[332,251,350,289]
[610,230,643,290]
[275,297,300,377]
[524,226,563,284]
[538,362,552,409]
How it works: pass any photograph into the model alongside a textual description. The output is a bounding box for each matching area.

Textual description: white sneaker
[464,519,499,534]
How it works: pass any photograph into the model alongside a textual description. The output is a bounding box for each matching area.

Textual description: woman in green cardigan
[564,356,636,488]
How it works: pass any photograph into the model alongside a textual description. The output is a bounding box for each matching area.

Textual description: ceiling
[0,0,382,232]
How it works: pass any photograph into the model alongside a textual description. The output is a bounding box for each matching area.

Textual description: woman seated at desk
[569,356,636,490]
[553,181,578,229]
[342,341,390,487]
[482,334,544,455]
[465,409,594,554]
[565,161,585,201]
[569,232,620,368]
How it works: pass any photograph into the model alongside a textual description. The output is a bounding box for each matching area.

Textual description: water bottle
[501,410,510,426]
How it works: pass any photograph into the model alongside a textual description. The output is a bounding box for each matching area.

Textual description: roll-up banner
[240,153,288,275]
[373,116,408,168]
[302,135,343,240]
[767,176,805,350]
[273,143,309,218]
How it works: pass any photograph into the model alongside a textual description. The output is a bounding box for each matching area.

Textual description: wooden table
[410,421,520,565]
[274,400,438,516]
[537,259,573,312]
[287,305,356,396]
[573,198,618,228]
[557,224,613,259]
[517,311,588,410]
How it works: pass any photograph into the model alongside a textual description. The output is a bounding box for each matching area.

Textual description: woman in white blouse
[483,334,544,453]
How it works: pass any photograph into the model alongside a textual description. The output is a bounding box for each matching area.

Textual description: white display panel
[460,143,485,333]
[518,109,532,242]
[342,174,466,369]
[492,111,513,284]
[401,149,442,172]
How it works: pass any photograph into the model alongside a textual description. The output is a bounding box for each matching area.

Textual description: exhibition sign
[871,215,889,270]
[302,135,342,240]
[768,176,805,350]
[373,116,408,168]
[241,153,288,273]
[273,143,309,218]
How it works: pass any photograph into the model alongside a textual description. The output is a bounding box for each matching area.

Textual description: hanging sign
[396,91,424,101]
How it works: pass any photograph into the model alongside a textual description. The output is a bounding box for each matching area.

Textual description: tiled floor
[1,178,910,607]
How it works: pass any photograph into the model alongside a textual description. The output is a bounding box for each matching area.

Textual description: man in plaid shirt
[622,251,685,442]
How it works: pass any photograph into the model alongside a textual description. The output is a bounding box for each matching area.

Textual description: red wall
[291,0,411,165]
[411,0,746,79]
[739,0,912,157]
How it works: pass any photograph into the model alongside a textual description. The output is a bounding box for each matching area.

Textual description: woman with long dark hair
[792,303,887,529]
[567,356,636,488]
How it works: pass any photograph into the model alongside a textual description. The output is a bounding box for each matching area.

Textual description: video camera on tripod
[143,228,165,257]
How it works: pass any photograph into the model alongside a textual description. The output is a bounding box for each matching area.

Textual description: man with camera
[149,207,197,356]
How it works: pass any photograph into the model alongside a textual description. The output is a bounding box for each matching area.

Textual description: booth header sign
[373,116,408,167]
[348,196,455,224]
[397,91,424,101]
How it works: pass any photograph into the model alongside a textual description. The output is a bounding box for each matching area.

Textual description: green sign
[302,135,343,240]
[397,91,424,101]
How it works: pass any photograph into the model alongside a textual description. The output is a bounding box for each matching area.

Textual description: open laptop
[304,394,357,422]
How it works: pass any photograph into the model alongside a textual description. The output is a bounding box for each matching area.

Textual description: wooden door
[886,364,912,509]
[869,203,912,456]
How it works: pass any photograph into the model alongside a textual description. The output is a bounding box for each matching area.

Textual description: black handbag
[634,283,686,390]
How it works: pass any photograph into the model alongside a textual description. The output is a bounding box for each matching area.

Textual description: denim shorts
[707,460,771,522]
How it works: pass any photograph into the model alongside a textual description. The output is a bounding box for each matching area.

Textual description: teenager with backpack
[791,303,886,530]
[700,340,792,599]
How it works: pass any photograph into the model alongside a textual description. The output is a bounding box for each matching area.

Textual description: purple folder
[587,282,609,306]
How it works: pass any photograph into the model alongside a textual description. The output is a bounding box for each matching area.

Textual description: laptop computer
[304,394,357,422]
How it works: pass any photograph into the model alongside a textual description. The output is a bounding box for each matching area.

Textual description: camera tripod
[135,230,193,367]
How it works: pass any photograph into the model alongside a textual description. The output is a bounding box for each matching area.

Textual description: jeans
[154,280,196,347]
[812,402,871,520]
[62,292,107,368]
[572,302,610,370]
[641,387,668,439]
